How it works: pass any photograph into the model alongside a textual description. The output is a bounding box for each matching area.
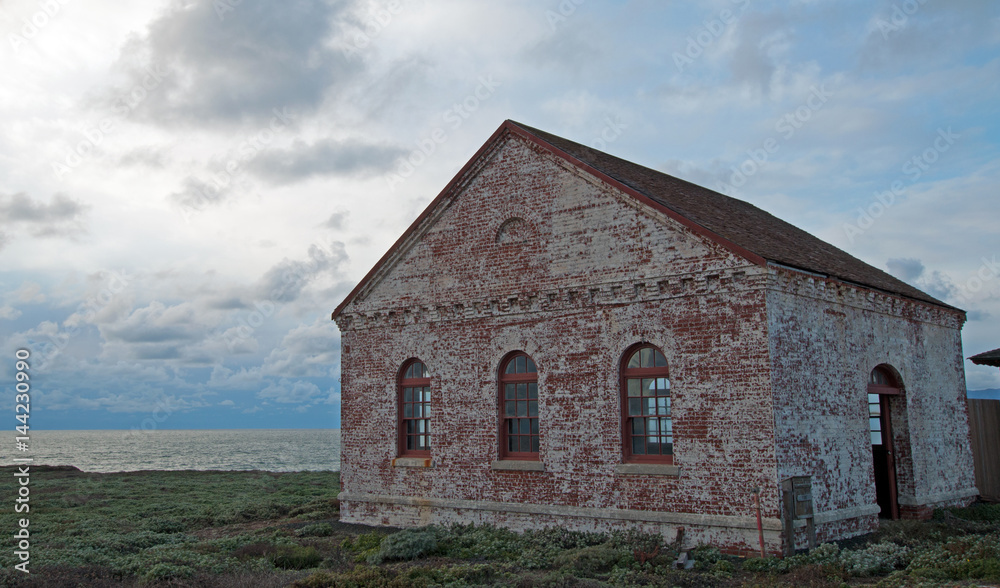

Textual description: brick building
[331,120,977,554]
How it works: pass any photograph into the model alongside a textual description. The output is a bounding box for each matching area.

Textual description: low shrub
[269,544,322,570]
[552,544,628,574]
[369,527,442,564]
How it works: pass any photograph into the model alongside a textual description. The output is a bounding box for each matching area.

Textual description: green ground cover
[0,465,998,587]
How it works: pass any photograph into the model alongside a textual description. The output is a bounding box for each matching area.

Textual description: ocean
[15,429,341,473]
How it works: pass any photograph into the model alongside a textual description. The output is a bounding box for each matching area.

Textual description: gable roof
[970,348,1000,367]
[333,120,954,319]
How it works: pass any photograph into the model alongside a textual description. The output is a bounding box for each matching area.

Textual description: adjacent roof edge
[970,348,1000,367]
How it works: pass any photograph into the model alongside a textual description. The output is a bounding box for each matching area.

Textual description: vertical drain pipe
[753,487,765,557]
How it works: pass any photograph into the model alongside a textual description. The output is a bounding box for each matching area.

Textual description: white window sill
[392,457,433,468]
[491,460,545,472]
[615,463,680,476]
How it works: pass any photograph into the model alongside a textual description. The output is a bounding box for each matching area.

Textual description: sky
[1,0,998,431]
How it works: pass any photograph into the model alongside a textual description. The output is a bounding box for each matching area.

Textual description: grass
[1,465,998,587]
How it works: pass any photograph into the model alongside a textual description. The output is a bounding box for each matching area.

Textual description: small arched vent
[496,217,530,244]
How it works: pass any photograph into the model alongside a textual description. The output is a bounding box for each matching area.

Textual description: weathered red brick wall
[337,133,783,553]
[767,271,976,544]
[335,131,974,554]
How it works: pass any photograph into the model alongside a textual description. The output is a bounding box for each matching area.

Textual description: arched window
[622,345,672,464]
[499,352,539,459]
[399,359,431,456]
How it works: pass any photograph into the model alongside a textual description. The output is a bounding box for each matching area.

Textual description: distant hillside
[968,389,1000,400]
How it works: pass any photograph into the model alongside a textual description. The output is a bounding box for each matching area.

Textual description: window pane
[526,357,536,372]
[647,438,660,454]
[406,421,414,434]
[505,401,516,417]
[628,398,641,416]
[531,437,539,452]
[520,419,530,435]
[517,384,527,399]
[641,347,653,368]
[508,419,517,434]
[628,350,641,368]
[403,388,413,402]
[505,360,515,374]
[642,378,655,396]
[647,419,659,435]
[871,431,882,445]
[643,399,656,415]
[869,417,881,431]
[528,383,538,399]
[518,401,528,417]
[505,383,516,400]
[422,388,431,402]
[515,356,526,373]
[528,401,538,417]
[664,442,673,455]
[628,379,640,397]
[531,419,539,434]
[632,418,644,435]
[407,436,415,450]
[654,349,667,367]
[421,363,429,378]
[403,404,413,418]
[661,418,672,434]
[656,378,669,391]
[509,437,517,452]
[657,397,669,415]
[520,437,530,452]
[404,364,413,379]
[632,436,645,454]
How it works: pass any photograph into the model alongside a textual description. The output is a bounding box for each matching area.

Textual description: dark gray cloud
[256,241,348,304]
[248,137,407,184]
[323,211,348,230]
[886,257,925,282]
[0,193,89,246]
[113,0,361,126]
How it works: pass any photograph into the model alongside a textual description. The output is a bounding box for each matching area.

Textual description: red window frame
[499,352,539,460]
[621,344,673,464]
[398,359,431,457]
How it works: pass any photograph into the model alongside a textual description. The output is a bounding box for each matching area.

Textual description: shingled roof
[333,120,955,318]
[508,121,952,309]
[970,348,1000,367]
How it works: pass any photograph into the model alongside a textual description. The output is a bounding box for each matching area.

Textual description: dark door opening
[868,366,902,520]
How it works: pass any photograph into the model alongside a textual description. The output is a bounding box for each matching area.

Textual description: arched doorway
[868,365,903,519]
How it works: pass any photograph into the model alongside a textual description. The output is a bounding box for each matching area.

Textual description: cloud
[0,193,89,247]
[261,318,340,378]
[323,211,348,230]
[886,258,925,282]
[109,0,361,127]
[0,306,21,320]
[248,137,407,184]
[255,241,348,304]
[258,379,323,404]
